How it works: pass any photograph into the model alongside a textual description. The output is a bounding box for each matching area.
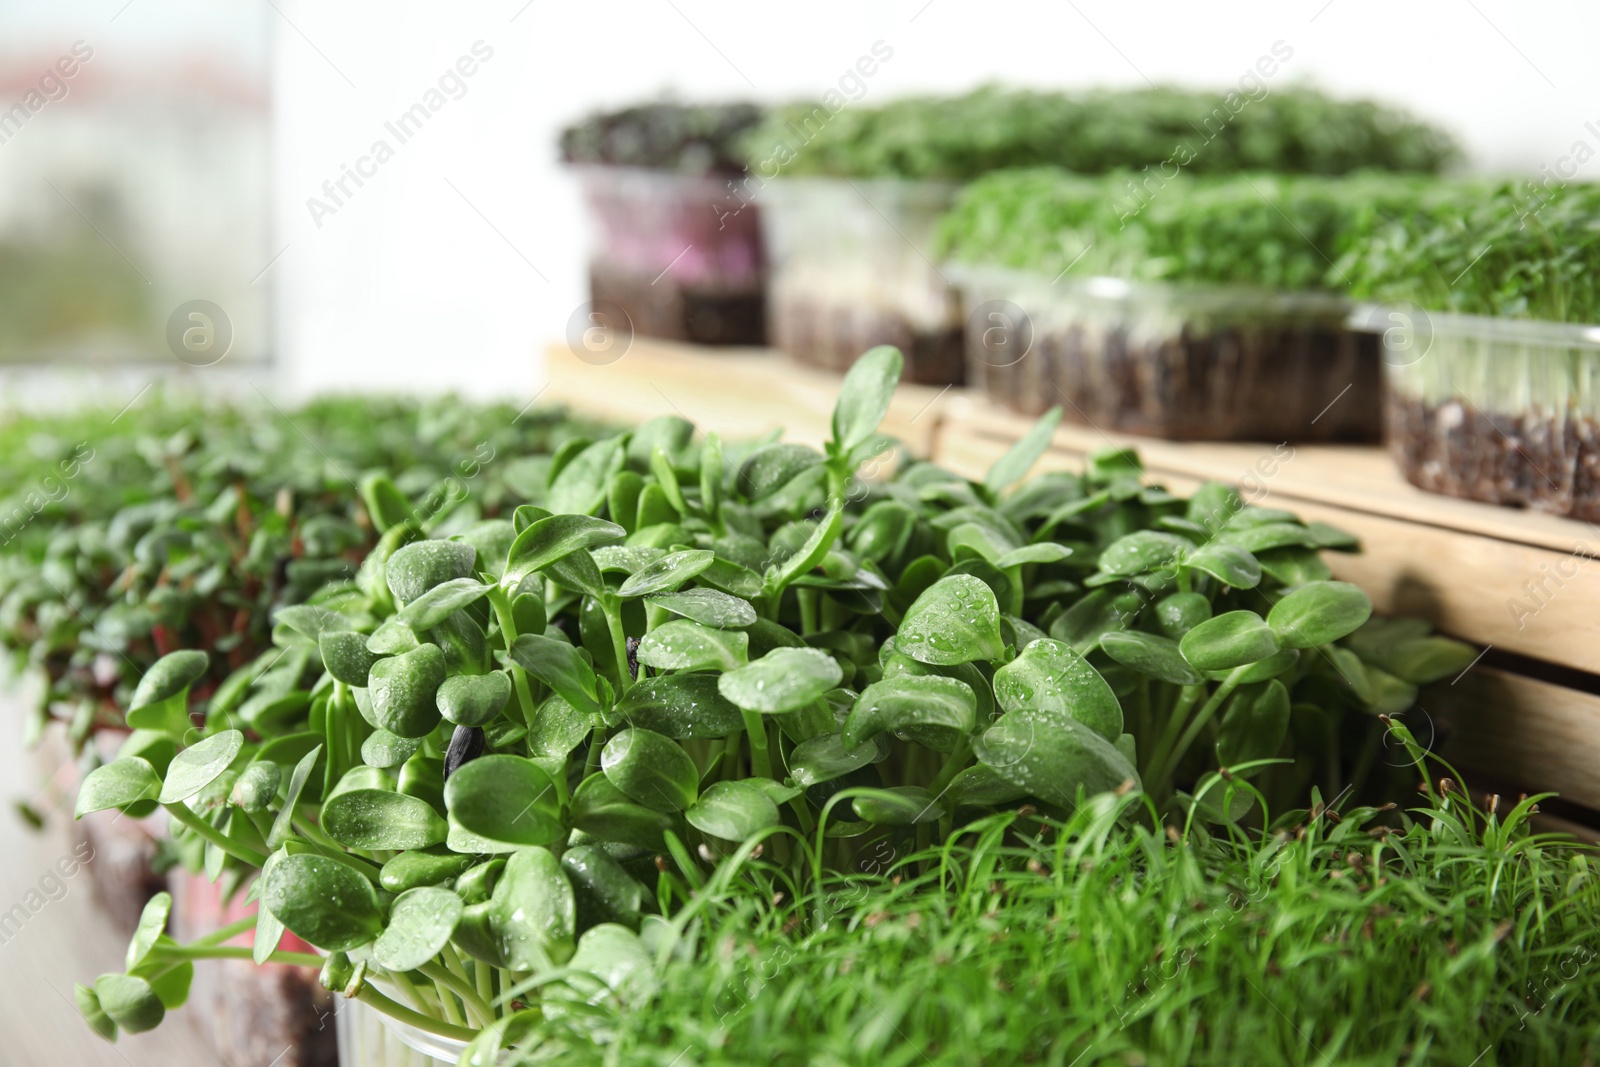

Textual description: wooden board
[542,340,954,459]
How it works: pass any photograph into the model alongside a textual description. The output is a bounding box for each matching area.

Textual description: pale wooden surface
[0,698,220,1067]
[543,340,955,459]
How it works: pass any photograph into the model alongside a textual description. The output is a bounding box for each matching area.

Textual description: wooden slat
[543,341,952,458]
[1433,667,1600,812]
[939,400,1600,674]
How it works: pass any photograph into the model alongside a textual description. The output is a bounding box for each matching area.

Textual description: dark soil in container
[590,264,765,346]
[973,318,1381,442]
[773,294,965,385]
[1385,394,1593,517]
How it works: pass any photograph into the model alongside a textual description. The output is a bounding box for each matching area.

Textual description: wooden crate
[937,398,1600,823]
[542,342,1600,828]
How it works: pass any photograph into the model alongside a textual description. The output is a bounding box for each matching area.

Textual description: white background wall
[270,0,1600,400]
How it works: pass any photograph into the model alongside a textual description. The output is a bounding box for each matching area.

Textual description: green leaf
[76,983,118,1042]
[593,545,666,574]
[320,631,381,687]
[787,731,876,788]
[568,774,673,849]
[991,638,1123,742]
[718,648,842,714]
[528,692,595,759]
[601,728,699,812]
[504,515,626,585]
[1098,531,1190,577]
[736,443,824,500]
[93,974,164,1034]
[374,886,463,972]
[444,755,563,848]
[437,671,512,727]
[636,620,748,673]
[985,406,1062,493]
[994,542,1073,569]
[974,710,1140,807]
[323,789,448,850]
[361,729,423,769]
[379,849,476,894]
[546,548,609,600]
[649,447,689,516]
[1154,591,1212,639]
[1267,581,1373,649]
[832,345,903,453]
[1099,631,1203,686]
[946,763,1029,809]
[507,634,600,716]
[266,745,323,850]
[565,923,655,1007]
[700,431,724,521]
[157,730,243,805]
[617,549,716,598]
[1180,611,1280,671]
[646,588,757,628]
[548,436,627,516]
[126,649,207,734]
[1185,543,1261,588]
[491,846,575,969]
[685,780,782,841]
[395,577,490,631]
[76,758,161,817]
[842,676,976,749]
[611,674,744,738]
[563,845,646,928]
[764,505,851,598]
[1217,679,1291,768]
[274,604,355,640]
[387,540,477,604]
[368,643,446,738]
[896,574,1005,666]
[1222,522,1317,554]
[362,473,415,533]
[852,786,943,825]
[262,854,383,951]
[125,893,171,971]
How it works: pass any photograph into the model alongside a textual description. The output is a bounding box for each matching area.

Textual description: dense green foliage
[940,167,1600,322]
[1335,178,1600,323]
[746,86,1458,182]
[505,774,1600,1066]
[65,350,1492,1055]
[560,102,764,174]
[937,168,1439,291]
[0,395,594,751]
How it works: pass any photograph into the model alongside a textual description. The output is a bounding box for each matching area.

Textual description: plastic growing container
[1371,309,1600,519]
[573,165,766,346]
[337,997,471,1066]
[951,265,1381,442]
[760,178,964,385]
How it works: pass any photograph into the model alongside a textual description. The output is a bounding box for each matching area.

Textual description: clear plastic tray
[758,177,964,384]
[1364,306,1600,518]
[572,164,766,345]
[951,265,1380,442]
[337,996,472,1066]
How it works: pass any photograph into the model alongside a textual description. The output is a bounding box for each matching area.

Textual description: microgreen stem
[164,802,269,868]
[1151,668,1249,799]
[417,961,493,1024]
[927,738,973,798]
[741,708,771,780]
[486,585,537,729]
[157,945,323,967]
[356,983,478,1042]
[602,595,632,695]
[188,915,259,948]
